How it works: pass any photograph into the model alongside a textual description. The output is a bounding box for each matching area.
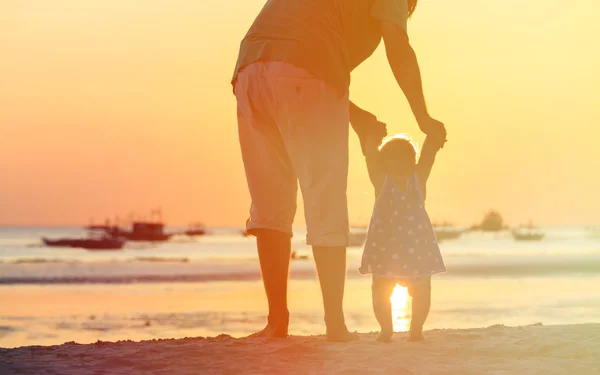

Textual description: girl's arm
[365,132,387,198]
[349,101,384,156]
[416,136,443,199]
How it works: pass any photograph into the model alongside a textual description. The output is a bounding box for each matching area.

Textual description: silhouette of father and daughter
[232,0,447,342]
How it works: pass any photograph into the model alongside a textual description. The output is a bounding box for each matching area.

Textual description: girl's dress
[359,173,446,280]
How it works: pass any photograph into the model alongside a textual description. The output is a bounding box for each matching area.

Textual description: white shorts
[235,62,350,246]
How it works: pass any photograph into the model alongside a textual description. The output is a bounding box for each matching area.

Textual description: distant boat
[184,223,207,236]
[87,208,173,242]
[42,236,125,250]
[87,222,172,242]
[291,250,309,260]
[85,224,117,231]
[511,221,544,241]
[117,222,172,242]
[471,210,507,232]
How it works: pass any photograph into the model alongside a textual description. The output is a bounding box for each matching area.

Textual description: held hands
[418,116,447,148]
[365,121,387,153]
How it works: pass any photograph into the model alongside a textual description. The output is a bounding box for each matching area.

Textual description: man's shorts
[235,61,350,246]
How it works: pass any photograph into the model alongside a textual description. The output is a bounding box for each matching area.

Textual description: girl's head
[408,0,419,17]
[378,134,419,176]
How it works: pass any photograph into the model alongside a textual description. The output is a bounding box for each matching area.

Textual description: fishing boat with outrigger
[511,221,545,241]
[117,221,172,241]
[184,222,207,236]
[88,209,173,242]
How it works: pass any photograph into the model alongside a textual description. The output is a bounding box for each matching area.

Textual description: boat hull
[121,233,172,242]
[42,237,125,250]
[512,233,544,241]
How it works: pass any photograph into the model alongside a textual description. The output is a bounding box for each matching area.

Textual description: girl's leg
[371,276,396,342]
[407,277,431,341]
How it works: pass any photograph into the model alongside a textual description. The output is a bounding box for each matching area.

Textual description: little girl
[359,130,446,342]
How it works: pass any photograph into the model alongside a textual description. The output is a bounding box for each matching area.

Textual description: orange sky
[1,0,599,227]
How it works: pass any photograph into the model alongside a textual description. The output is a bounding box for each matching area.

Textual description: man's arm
[380,21,446,141]
[364,130,387,198]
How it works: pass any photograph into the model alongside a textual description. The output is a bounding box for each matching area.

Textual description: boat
[471,210,508,232]
[291,250,309,260]
[42,238,77,247]
[117,222,172,241]
[42,236,125,250]
[184,223,206,236]
[511,221,544,241]
[85,218,120,233]
[89,222,172,242]
[88,209,173,242]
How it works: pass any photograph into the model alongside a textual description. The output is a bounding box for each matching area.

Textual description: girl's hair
[408,0,419,18]
[379,134,419,166]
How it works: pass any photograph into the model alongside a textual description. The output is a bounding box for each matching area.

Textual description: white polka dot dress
[359,173,446,279]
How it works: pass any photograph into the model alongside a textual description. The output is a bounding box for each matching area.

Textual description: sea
[1,226,599,348]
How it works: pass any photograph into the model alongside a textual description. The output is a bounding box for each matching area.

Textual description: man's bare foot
[407,330,424,342]
[247,323,288,339]
[326,329,360,342]
[376,330,393,343]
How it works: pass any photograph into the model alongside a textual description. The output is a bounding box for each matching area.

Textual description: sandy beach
[1,323,599,374]
[3,0,600,372]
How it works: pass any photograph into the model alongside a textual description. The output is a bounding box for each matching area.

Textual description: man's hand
[418,116,447,147]
[371,121,388,144]
[363,121,387,156]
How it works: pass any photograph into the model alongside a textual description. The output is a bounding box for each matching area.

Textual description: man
[232,0,446,342]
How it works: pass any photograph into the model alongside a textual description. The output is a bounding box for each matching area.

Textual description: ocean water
[1,226,599,348]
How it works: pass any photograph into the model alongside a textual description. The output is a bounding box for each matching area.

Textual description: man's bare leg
[312,246,358,342]
[248,229,291,338]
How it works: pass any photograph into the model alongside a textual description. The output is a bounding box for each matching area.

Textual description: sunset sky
[1,0,599,227]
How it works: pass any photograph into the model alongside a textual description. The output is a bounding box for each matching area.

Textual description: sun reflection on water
[390,285,409,332]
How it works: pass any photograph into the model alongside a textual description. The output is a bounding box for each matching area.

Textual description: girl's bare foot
[376,330,393,343]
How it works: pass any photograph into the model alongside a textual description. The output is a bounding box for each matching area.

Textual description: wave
[4,258,81,265]
[0,272,266,285]
[1,257,204,265]
[1,258,599,285]
[133,257,190,263]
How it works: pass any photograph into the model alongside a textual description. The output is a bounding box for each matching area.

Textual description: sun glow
[390,285,409,332]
